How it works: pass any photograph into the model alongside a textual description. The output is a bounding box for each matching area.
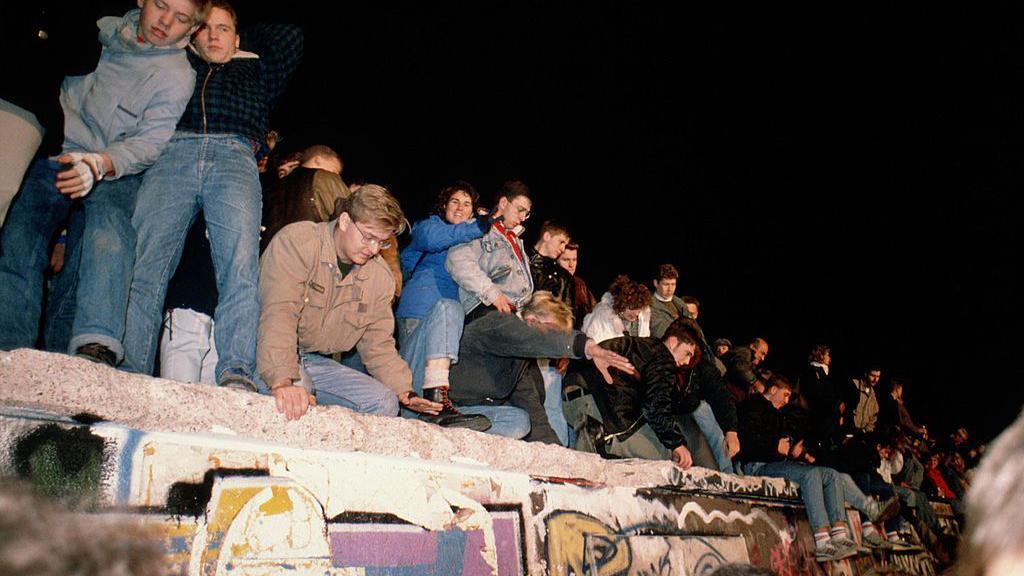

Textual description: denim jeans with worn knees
[396,300,530,439]
[746,461,837,530]
[0,159,140,359]
[396,298,464,394]
[299,352,399,416]
[123,134,261,381]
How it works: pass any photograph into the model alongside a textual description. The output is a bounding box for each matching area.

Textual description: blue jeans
[691,400,734,473]
[538,362,569,446]
[395,299,464,393]
[289,352,400,415]
[745,461,846,530]
[0,159,140,358]
[122,134,261,382]
[396,300,530,439]
[44,206,86,353]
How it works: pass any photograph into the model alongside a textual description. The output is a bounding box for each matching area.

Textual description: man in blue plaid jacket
[117,0,302,390]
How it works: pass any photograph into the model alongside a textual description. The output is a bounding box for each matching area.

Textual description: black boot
[421,387,492,432]
[75,343,117,367]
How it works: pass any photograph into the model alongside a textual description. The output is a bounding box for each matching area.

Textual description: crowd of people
[0,0,987,567]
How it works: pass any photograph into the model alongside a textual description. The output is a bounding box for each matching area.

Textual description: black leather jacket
[529,249,573,306]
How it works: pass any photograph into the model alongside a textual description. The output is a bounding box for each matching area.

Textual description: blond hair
[521,291,574,333]
[340,184,407,235]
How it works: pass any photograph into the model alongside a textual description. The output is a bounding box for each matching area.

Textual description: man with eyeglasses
[446,179,535,318]
[256,185,444,421]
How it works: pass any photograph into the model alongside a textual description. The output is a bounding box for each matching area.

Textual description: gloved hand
[55,152,108,199]
[476,212,495,234]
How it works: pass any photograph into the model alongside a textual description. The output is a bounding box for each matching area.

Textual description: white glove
[61,152,107,199]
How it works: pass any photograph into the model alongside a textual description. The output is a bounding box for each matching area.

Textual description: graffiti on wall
[0,407,952,576]
[329,509,524,575]
[543,509,749,576]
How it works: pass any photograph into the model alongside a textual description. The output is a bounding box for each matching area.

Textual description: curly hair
[808,344,830,363]
[433,180,479,219]
[608,275,651,314]
[656,263,679,281]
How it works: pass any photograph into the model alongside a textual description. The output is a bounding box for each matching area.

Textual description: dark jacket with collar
[260,167,349,254]
[448,308,589,444]
[529,249,573,307]
[177,23,302,143]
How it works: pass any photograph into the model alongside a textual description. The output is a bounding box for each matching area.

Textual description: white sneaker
[815,538,860,562]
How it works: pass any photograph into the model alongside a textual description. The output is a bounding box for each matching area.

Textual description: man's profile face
[684,302,699,319]
[557,248,578,275]
[537,232,569,259]
[497,195,531,229]
[767,385,792,409]
[194,7,239,64]
[715,344,729,357]
[667,339,696,367]
[752,343,768,365]
[138,0,198,47]
[653,278,676,300]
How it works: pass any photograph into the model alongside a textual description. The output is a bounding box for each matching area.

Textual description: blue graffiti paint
[101,423,143,505]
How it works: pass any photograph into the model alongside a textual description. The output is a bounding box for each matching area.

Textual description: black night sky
[18,3,1024,442]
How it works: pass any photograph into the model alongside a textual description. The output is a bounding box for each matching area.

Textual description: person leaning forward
[257,185,442,420]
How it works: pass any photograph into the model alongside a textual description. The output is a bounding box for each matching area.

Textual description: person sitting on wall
[445,291,636,444]
[582,274,651,343]
[572,317,738,471]
[736,375,901,563]
[394,181,502,433]
[256,185,441,422]
[446,179,534,320]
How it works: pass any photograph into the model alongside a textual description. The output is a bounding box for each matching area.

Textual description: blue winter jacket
[395,215,486,320]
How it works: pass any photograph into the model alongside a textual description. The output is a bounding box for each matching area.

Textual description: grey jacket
[61,9,195,178]
[446,227,533,314]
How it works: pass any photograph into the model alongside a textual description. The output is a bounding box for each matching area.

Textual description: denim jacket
[61,9,195,177]
[446,226,533,314]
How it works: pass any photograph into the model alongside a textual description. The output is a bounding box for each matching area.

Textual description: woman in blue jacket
[396,182,529,438]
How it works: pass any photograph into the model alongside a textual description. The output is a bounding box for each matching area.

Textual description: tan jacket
[257,220,412,395]
[260,169,402,297]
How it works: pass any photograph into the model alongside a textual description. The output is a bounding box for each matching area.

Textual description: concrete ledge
[0,348,795,497]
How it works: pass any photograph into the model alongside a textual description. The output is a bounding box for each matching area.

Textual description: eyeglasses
[354,221,393,250]
[510,202,531,220]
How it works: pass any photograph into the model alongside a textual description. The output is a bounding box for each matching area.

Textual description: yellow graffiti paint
[209,487,263,537]
[546,512,630,576]
[258,486,295,516]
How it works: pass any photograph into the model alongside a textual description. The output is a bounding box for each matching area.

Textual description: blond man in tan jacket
[257,185,441,420]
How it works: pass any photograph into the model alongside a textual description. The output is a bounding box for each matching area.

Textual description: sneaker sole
[428,416,493,433]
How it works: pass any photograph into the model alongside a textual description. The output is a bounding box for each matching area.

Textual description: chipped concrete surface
[0,348,790,493]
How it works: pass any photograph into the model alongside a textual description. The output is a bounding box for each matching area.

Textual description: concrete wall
[0,350,953,575]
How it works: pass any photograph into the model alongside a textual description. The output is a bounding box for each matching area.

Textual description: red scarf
[493,221,524,262]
